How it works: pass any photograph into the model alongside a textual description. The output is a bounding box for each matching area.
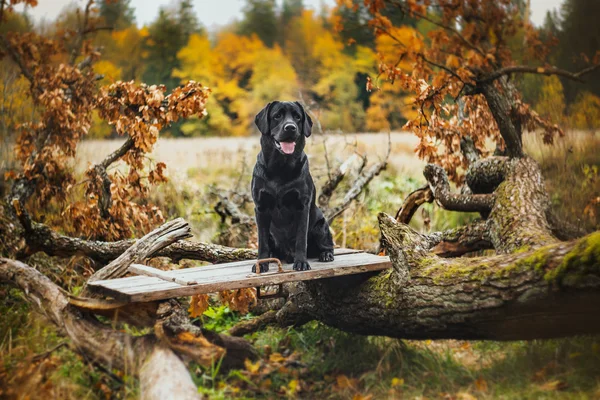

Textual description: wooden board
[88,249,390,303]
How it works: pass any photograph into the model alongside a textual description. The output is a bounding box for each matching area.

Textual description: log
[20,219,257,264]
[140,347,201,400]
[276,155,600,340]
[277,215,600,340]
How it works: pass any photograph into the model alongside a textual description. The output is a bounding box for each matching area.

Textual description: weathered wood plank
[128,264,198,286]
[98,247,362,290]
[88,252,390,302]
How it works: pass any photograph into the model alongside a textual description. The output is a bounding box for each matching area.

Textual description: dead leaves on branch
[349,0,578,182]
[3,22,211,240]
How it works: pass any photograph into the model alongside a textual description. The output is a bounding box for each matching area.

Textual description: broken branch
[424,164,494,212]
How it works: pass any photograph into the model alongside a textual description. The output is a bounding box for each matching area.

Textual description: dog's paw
[292,260,311,271]
[319,251,334,262]
[252,261,270,273]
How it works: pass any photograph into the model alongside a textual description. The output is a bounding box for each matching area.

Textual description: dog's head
[255,101,313,156]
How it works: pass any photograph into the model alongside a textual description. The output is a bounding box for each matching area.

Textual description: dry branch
[480,63,600,84]
[424,164,494,212]
[325,160,387,223]
[0,257,258,387]
[318,154,366,209]
[86,218,192,285]
[20,219,257,264]
[214,190,254,225]
[394,185,434,224]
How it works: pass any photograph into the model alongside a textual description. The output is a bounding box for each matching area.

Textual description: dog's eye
[293,114,301,121]
[273,113,282,120]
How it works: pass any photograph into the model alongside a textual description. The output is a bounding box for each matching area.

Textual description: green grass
[191,322,600,399]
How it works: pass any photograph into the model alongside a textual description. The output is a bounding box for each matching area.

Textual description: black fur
[251,101,335,272]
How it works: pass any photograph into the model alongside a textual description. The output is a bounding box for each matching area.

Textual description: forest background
[2,0,599,140]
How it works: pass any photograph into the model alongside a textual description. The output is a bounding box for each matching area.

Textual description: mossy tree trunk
[276,85,600,340]
[277,157,600,340]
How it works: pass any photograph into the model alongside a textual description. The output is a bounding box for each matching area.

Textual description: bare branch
[318,154,365,209]
[86,218,192,286]
[213,190,254,225]
[424,164,494,212]
[480,64,600,84]
[20,218,257,263]
[324,135,390,224]
[394,185,434,224]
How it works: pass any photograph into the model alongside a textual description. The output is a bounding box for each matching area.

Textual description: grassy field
[1,130,599,399]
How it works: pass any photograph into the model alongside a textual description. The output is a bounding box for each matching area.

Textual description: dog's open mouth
[275,141,296,155]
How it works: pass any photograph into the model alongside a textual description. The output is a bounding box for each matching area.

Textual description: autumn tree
[238,0,278,47]
[268,0,600,339]
[553,0,600,103]
[98,0,135,29]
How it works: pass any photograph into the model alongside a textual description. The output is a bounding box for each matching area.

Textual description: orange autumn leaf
[188,294,210,318]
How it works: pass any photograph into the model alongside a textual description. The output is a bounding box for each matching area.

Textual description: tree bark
[480,80,524,158]
[278,215,600,340]
[19,219,257,264]
[276,154,600,340]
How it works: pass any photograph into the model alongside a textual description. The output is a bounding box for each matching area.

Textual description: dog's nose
[284,123,297,132]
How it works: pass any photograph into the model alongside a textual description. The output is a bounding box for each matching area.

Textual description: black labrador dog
[251,101,334,272]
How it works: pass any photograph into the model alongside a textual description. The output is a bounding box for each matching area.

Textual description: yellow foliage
[569,92,600,130]
[535,75,565,122]
[0,68,34,132]
[94,60,121,83]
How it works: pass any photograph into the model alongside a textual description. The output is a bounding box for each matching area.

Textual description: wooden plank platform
[88,249,391,303]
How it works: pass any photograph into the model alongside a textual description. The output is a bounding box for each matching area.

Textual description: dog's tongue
[280,142,296,154]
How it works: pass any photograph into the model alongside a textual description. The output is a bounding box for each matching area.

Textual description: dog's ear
[295,101,313,137]
[255,102,274,135]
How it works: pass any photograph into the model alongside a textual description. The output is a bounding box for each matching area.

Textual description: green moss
[544,231,600,284]
[365,269,398,308]
[419,257,492,284]
[415,234,599,285]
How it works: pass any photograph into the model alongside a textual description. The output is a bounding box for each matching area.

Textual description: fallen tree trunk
[277,156,600,340]
[0,219,259,394]
[19,219,257,264]
[279,214,600,340]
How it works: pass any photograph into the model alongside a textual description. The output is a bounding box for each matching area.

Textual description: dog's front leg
[293,206,311,271]
[253,208,272,273]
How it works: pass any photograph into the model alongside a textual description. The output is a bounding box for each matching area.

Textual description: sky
[19,0,563,29]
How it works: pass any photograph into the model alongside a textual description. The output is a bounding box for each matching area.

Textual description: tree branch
[85,218,192,286]
[429,220,493,257]
[318,154,365,209]
[394,185,434,224]
[325,159,387,224]
[324,136,390,223]
[423,164,494,212]
[480,64,600,84]
[20,217,256,264]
